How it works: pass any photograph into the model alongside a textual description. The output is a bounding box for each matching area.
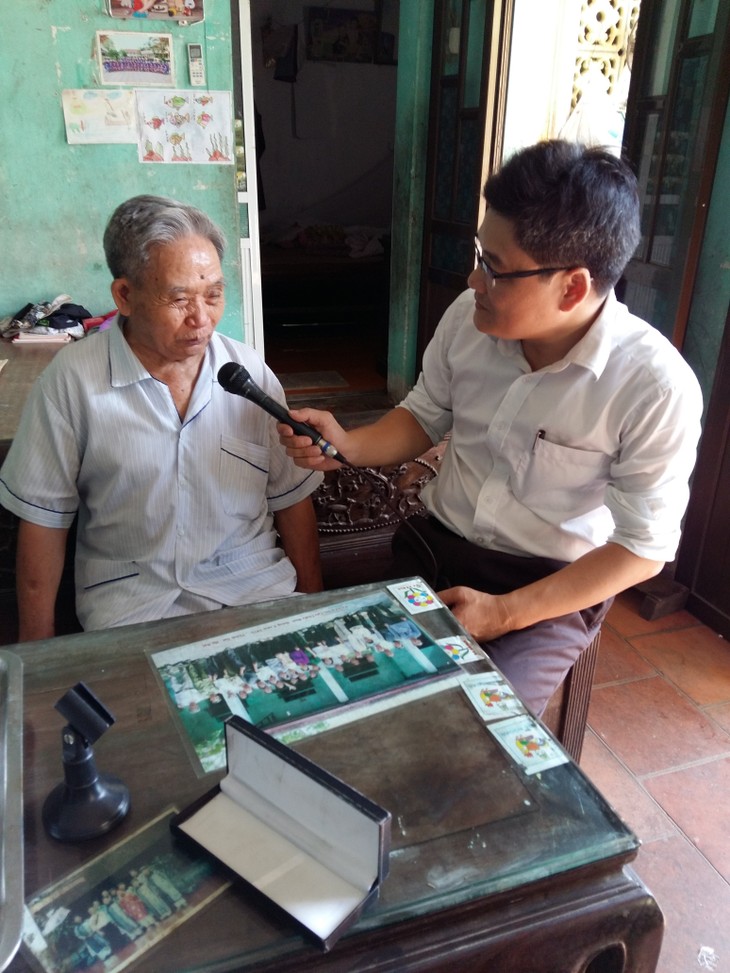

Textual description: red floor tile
[644,756,730,883]
[588,675,730,776]
[705,701,730,733]
[584,598,730,971]
[605,591,700,639]
[629,626,730,707]
[593,623,657,686]
[579,730,677,842]
[632,834,730,973]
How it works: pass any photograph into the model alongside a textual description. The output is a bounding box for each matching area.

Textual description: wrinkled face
[112,234,225,367]
[468,208,568,341]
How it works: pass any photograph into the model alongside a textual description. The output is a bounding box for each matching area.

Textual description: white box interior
[177,724,384,942]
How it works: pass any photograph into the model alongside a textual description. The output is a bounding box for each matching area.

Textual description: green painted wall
[1,0,243,339]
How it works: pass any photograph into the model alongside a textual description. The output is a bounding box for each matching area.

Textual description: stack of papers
[12,331,73,344]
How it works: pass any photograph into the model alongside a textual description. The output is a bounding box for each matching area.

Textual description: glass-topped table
[6,582,663,972]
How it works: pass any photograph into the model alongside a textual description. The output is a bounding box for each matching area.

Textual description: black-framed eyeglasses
[474,238,570,289]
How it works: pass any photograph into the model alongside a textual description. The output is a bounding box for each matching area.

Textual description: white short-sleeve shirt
[0,320,323,629]
[399,289,703,563]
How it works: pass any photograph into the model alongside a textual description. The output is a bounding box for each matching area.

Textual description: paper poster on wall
[61,89,138,144]
[106,0,205,26]
[96,30,175,87]
[135,89,234,164]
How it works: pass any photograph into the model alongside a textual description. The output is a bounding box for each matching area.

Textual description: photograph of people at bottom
[22,810,229,973]
[150,582,466,773]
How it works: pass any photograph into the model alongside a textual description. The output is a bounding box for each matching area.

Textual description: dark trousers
[391,516,612,717]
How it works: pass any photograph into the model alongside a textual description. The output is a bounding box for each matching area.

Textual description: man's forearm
[440,542,663,645]
[503,542,664,633]
[345,407,435,467]
[16,520,70,642]
[274,498,323,593]
[282,405,435,471]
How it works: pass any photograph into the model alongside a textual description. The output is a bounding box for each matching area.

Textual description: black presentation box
[171,716,391,951]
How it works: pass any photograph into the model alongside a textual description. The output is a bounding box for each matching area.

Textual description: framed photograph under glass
[148,578,481,774]
[22,809,229,973]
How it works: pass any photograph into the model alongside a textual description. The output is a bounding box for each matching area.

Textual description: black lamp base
[42,775,130,842]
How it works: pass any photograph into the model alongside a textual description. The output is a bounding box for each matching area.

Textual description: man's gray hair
[103,195,226,282]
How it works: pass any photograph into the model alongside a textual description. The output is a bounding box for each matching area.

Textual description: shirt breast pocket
[513,438,611,516]
[219,435,271,517]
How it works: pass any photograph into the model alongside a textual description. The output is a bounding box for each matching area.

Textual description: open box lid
[171,716,391,950]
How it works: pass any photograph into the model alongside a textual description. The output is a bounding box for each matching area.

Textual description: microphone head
[218,362,246,388]
[217,362,269,409]
[218,361,250,391]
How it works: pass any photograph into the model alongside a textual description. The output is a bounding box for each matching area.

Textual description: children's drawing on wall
[135,90,234,164]
[96,31,175,87]
[61,90,137,144]
[106,0,205,25]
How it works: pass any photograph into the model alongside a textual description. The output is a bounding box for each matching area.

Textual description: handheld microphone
[217,362,348,464]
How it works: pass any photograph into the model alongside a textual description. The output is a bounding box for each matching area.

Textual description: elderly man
[279,140,703,716]
[0,195,323,640]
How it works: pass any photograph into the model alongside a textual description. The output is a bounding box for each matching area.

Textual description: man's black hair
[484,140,641,294]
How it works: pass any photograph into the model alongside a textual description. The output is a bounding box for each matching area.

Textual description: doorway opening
[417,0,639,374]
[249,4,398,404]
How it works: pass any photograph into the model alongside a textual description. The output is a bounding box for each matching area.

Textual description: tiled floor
[582,589,730,973]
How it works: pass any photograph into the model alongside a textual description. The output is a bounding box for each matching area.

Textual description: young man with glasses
[279,139,703,717]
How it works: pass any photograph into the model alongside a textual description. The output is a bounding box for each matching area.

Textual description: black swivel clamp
[42,682,131,842]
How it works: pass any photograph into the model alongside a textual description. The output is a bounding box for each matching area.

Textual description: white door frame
[236,0,265,354]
